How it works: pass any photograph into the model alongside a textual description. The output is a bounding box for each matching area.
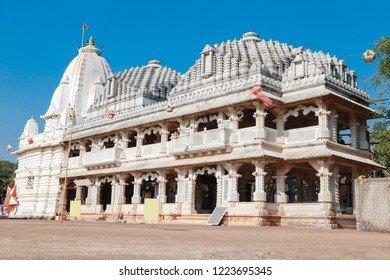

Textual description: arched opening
[99,181,112,211]
[285,110,318,130]
[238,163,255,202]
[65,181,76,212]
[339,167,353,213]
[141,178,158,203]
[167,122,181,141]
[264,165,277,202]
[85,140,92,152]
[128,132,137,148]
[80,186,88,205]
[125,175,134,204]
[285,164,319,203]
[195,173,217,213]
[69,144,80,157]
[196,115,218,132]
[143,131,161,145]
[238,109,256,129]
[265,110,277,129]
[103,136,115,149]
[166,173,177,203]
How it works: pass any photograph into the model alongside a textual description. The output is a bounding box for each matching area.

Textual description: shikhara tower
[14,32,382,228]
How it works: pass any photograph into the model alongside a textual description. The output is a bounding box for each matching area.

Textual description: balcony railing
[237,127,278,143]
[238,127,255,143]
[284,125,318,144]
[142,143,162,156]
[83,147,121,168]
[171,127,231,154]
[68,156,80,168]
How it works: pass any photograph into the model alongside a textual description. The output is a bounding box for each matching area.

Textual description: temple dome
[42,37,112,128]
[20,116,38,139]
[170,31,297,95]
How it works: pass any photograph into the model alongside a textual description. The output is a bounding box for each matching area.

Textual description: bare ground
[1,219,390,260]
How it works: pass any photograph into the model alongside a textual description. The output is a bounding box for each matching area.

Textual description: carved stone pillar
[274,110,286,144]
[157,172,167,203]
[85,179,95,206]
[188,169,197,213]
[226,108,239,144]
[111,180,118,211]
[350,113,358,149]
[253,102,267,141]
[93,181,100,207]
[79,143,86,165]
[135,131,144,157]
[175,169,188,203]
[223,163,240,202]
[252,161,267,202]
[120,133,129,159]
[309,160,333,203]
[275,165,292,203]
[131,173,142,204]
[330,109,338,142]
[117,176,126,205]
[330,164,341,212]
[316,101,330,140]
[75,186,82,201]
[216,165,223,206]
[159,125,169,154]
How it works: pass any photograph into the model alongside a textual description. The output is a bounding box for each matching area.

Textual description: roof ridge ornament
[87,36,95,46]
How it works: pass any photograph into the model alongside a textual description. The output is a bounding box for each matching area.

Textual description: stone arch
[65,181,76,212]
[140,172,159,203]
[285,105,319,130]
[194,166,217,213]
[98,176,113,212]
[238,163,255,202]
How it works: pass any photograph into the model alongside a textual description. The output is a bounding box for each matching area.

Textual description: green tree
[370,36,390,177]
[0,160,17,202]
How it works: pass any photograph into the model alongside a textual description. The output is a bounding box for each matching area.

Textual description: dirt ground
[1,219,390,260]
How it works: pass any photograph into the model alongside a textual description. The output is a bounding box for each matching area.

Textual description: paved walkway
[1,219,390,259]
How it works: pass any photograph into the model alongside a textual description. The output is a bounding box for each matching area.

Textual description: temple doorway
[65,182,76,212]
[99,181,112,212]
[195,174,217,213]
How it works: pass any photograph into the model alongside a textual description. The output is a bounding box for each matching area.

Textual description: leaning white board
[207,206,227,226]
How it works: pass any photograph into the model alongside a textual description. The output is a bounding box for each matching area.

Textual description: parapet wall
[355,178,390,232]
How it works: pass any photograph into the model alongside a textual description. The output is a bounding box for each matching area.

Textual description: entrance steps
[172,214,211,225]
[335,214,356,230]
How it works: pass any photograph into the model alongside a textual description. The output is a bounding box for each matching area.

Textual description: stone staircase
[172,214,211,225]
[335,214,357,230]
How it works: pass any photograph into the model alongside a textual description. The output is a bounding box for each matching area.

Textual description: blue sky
[0,0,389,162]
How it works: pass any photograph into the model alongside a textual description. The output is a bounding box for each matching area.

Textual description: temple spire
[87,36,95,46]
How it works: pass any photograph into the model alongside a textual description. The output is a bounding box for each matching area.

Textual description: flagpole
[59,110,75,223]
[81,25,85,48]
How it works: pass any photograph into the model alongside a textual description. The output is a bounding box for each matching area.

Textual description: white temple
[14,33,382,228]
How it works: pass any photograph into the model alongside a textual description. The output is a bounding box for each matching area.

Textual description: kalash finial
[87,36,95,46]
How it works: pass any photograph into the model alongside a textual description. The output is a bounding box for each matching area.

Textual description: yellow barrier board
[144,198,159,220]
[69,200,81,217]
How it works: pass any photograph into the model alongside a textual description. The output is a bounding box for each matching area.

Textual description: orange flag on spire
[82,23,88,29]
